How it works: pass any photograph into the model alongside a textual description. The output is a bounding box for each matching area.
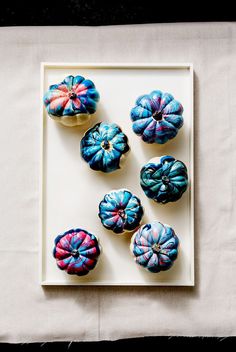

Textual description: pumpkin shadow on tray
[102,226,133,251]
[74,249,114,283]
[51,102,115,159]
[138,127,187,162]
[145,190,190,221]
[101,226,135,256]
[134,245,185,285]
[102,150,140,184]
[42,251,112,296]
[82,149,142,193]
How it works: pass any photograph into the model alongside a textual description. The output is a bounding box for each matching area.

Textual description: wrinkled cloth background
[0,23,236,342]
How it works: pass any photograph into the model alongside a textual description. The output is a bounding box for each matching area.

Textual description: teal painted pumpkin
[81,122,130,173]
[140,155,188,204]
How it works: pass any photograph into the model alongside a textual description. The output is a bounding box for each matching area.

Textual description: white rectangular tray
[40,63,194,286]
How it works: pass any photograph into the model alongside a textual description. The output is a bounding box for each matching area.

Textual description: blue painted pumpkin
[140,156,188,204]
[130,90,184,144]
[99,189,144,234]
[130,221,179,273]
[81,122,130,173]
[44,75,100,126]
[53,228,101,276]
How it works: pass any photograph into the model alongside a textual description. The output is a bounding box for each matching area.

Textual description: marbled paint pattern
[99,189,144,234]
[140,155,188,203]
[131,221,179,273]
[53,228,100,276]
[81,122,130,173]
[130,90,184,144]
[44,75,99,116]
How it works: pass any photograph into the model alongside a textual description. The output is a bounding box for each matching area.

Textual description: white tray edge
[39,62,195,287]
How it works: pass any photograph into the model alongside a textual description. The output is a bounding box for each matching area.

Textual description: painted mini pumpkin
[53,228,100,276]
[99,189,144,234]
[130,90,184,144]
[81,122,130,173]
[130,221,179,273]
[140,155,188,204]
[44,75,100,127]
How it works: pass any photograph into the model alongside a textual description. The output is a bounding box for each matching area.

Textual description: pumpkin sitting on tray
[44,74,100,127]
[130,90,184,144]
[44,75,188,278]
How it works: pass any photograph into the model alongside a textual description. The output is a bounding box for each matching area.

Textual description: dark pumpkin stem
[152,110,163,121]
[71,249,80,258]
[118,209,126,219]
[69,92,77,100]
[152,243,161,253]
[162,175,170,184]
[101,140,111,150]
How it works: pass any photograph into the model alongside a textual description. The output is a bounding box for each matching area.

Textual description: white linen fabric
[0,23,236,342]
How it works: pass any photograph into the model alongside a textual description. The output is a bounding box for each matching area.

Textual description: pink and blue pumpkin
[53,228,100,276]
[44,75,100,126]
[130,221,179,273]
[99,189,144,234]
[130,90,184,144]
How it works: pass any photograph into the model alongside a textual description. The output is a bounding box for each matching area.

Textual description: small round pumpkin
[53,228,101,276]
[130,221,179,273]
[81,122,130,173]
[99,189,144,234]
[130,90,184,144]
[140,155,188,204]
[44,75,100,127]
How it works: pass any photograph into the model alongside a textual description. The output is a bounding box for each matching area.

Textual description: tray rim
[39,62,194,286]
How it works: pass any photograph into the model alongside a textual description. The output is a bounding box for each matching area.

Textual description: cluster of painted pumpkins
[44,74,188,276]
